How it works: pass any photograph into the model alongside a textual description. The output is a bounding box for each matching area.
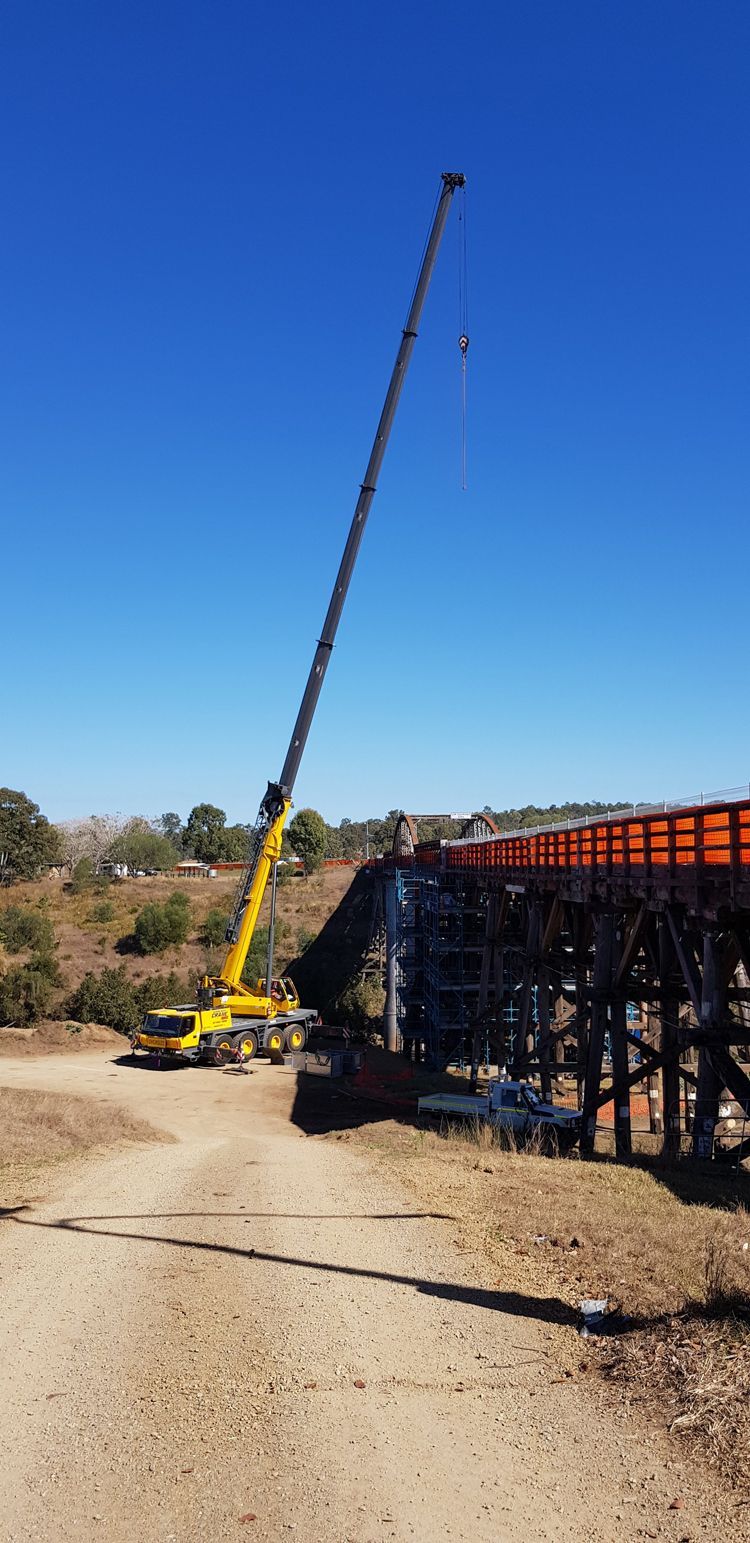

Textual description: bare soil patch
[0,1019,122,1056]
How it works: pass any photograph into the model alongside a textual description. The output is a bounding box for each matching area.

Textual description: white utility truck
[417,1080,581,1148]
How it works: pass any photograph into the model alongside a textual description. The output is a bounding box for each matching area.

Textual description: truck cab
[134,1004,236,1063]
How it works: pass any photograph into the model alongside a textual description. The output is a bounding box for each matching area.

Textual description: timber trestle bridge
[377,788,750,1162]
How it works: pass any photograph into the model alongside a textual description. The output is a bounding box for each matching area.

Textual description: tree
[184,803,229,864]
[324,823,343,858]
[67,966,191,1034]
[490,800,629,831]
[335,976,385,1042]
[339,818,365,859]
[222,823,250,862]
[288,808,327,875]
[67,965,137,1034]
[55,819,96,877]
[71,857,98,893]
[0,789,61,883]
[0,951,61,1025]
[110,818,179,874]
[158,812,184,847]
[55,814,126,875]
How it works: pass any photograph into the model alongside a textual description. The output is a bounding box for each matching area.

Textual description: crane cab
[257,976,300,1011]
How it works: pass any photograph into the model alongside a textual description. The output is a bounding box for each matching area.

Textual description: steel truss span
[380,793,750,1164]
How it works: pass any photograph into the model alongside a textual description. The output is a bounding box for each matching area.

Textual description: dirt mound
[0,1019,123,1056]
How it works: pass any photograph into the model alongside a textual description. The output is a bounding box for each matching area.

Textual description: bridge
[380,787,750,1162]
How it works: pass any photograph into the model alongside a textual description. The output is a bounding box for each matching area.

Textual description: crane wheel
[233,1030,259,1063]
[284,1024,307,1053]
[265,1027,285,1057]
[213,1036,236,1066]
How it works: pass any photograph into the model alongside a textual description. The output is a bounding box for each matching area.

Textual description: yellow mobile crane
[133,172,466,1066]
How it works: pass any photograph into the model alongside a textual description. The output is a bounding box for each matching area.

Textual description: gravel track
[0,1052,732,1542]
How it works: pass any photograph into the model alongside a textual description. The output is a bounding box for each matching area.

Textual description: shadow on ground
[290,1054,417,1136]
[111,1053,192,1072]
[0,1204,576,1323]
[581,1146,750,1212]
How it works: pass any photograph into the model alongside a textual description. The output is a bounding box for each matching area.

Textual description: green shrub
[89,899,115,924]
[200,907,227,948]
[335,975,385,1042]
[0,905,55,955]
[134,891,190,954]
[0,950,61,1026]
[134,971,191,1017]
[70,859,110,895]
[134,905,171,953]
[70,857,96,893]
[67,966,137,1033]
[296,926,317,954]
[67,967,194,1034]
[275,862,297,886]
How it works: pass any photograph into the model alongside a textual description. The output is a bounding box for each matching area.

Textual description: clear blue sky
[2,1,748,825]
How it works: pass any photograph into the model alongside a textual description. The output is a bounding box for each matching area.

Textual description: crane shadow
[0,1206,577,1325]
[112,1054,192,1072]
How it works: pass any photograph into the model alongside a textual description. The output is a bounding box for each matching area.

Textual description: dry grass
[606,1310,750,1483]
[3,869,358,993]
[0,1085,166,1198]
[344,1111,750,1486]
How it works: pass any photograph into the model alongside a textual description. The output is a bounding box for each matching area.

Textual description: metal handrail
[444,783,750,849]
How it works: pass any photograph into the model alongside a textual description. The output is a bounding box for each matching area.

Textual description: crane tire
[232,1029,259,1064]
[213,1035,236,1066]
[265,1026,285,1059]
[284,1023,307,1054]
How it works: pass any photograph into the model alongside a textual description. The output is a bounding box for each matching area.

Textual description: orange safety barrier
[412,799,750,884]
[740,809,750,864]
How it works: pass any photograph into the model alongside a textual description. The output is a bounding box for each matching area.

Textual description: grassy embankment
[0,1084,166,1208]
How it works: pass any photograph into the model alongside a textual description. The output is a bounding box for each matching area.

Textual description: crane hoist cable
[458,181,469,491]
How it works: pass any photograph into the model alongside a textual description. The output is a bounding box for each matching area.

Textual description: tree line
[0,787,636,887]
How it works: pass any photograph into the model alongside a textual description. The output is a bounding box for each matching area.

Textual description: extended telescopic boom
[222,172,465,962]
[277,171,465,799]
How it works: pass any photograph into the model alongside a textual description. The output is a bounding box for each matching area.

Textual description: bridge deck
[409,796,750,913]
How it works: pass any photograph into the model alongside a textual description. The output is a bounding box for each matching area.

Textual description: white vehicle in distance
[417,1079,581,1150]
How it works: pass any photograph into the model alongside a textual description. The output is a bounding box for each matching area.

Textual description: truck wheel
[233,1030,258,1063]
[285,1024,307,1053]
[265,1026,285,1057]
[213,1034,236,1066]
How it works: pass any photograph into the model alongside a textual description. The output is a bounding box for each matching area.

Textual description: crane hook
[459,334,469,358]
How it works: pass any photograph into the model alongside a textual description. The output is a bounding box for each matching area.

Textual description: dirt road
[0,1052,727,1542]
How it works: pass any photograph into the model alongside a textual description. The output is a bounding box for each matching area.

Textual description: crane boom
[214,172,465,1001]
